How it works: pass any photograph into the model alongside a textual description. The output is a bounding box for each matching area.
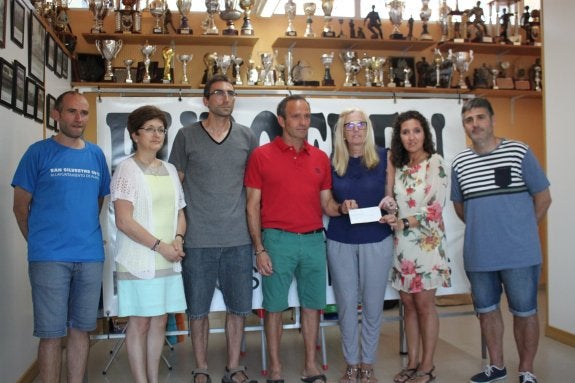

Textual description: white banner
[98,96,469,317]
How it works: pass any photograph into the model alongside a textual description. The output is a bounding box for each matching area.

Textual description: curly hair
[390,110,435,168]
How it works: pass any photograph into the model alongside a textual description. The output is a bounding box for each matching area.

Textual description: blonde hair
[332,108,380,176]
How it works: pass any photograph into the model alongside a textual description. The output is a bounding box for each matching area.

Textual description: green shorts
[262,228,327,312]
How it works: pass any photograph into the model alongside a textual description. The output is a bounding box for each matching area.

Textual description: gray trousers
[326,236,394,365]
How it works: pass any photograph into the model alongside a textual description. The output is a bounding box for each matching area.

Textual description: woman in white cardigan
[111,105,187,383]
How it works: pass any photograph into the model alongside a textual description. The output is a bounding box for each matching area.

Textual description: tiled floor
[39,291,574,382]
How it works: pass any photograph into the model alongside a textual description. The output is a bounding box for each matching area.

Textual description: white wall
[544,1,575,336]
[0,1,71,380]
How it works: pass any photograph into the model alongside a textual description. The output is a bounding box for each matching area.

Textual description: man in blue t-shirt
[12,91,110,383]
[451,98,551,383]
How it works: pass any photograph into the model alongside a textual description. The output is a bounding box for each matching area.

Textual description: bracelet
[151,239,161,252]
[175,234,185,243]
[254,248,267,256]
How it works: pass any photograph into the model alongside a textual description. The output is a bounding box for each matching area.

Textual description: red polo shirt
[245,137,332,233]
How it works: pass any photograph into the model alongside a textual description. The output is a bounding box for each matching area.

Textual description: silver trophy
[140,41,156,83]
[388,0,405,39]
[246,58,259,85]
[239,0,254,36]
[95,39,123,82]
[216,54,233,77]
[491,68,499,89]
[340,50,357,87]
[202,0,220,35]
[149,0,166,34]
[303,2,317,38]
[220,0,242,35]
[320,52,335,86]
[419,0,433,40]
[115,0,142,34]
[285,0,297,36]
[176,0,192,34]
[453,50,474,89]
[89,0,111,33]
[360,55,373,87]
[275,62,286,86]
[177,54,193,84]
[372,57,386,86]
[438,0,451,42]
[123,59,133,83]
[321,0,335,38]
[260,52,274,86]
[285,49,294,86]
[432,48,444,88]
[533,65,541,91]
[404,67,412,87]
[233,56,244,85]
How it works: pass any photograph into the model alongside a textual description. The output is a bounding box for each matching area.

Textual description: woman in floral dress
[386,110,451,383]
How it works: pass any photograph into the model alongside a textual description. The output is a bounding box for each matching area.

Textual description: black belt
[269,228,324,235]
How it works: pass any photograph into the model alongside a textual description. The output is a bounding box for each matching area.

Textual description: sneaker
[470,365,507,383]
[519,371,538,383]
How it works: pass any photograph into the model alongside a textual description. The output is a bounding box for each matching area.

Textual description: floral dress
[390,153,451,293]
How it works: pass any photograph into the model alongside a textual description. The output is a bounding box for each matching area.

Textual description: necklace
[134,157,162,176]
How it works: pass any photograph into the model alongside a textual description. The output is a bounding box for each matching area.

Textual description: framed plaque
[10,0,25,48]
[46,33,56,71]
[24,77,36,118]
[12,59,25,113]
[35,84,45,123]
[28,12,45,83]
[0,58,14,109]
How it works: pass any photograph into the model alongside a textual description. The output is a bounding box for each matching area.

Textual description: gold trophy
[321,0,335,38]
[176,0,192,34]
[239,0,254,36]
[162,46,174,83]
[303,2,317,38]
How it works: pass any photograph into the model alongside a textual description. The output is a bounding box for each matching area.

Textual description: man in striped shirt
[451,98,551,383]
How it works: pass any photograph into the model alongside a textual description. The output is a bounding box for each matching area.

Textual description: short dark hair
[203,74,233,99]
[54,90,82,112]
[390,110,436,168]
[461,97,494,117]
[127,105,168,152]
[276,95,309,118]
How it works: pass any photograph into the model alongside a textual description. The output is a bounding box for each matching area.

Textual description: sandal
[221,366,258,383]
[301,374,327,383]
[409,367,435,383]
[359,367,377,383]
[193,369,212,383]
[340,365,359,383]
[393,364,419,383]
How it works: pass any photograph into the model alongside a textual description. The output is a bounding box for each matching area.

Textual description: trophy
[360,55,373,87]
[203,52,218,84]
[176,0,192,34]
[419,0,432,41]
[246,58,259,85]
[275,62,286,86]
[232,56,243,85]
[496,61,514,89]
[303,2,317,38]
[115,0,142,34]
[96,39,123,82]
[387,0,405,39]
[239,0,254,36]
[285,0,297,36]
[373,57,386,86]
[260,52,274,86]
[321,0,335,38]
[491,68,499,89]
[387,63,396,87]
[123,59,133,83]
[89,0,111,33]
[285,49,294,86]
[161,46,174,83]
[320,52,335,86]
[216,54,232,77]
[140,41,156,83]
[529,9,541,46]
[533,64,541,91]
[202,0,220,35]
[452,50,474,89]
[149,0,166,34]
[177,54,193,84]
[340,50,356,87]
[220,0,242,35]
[448,1,465,42]
[404,67,412,87]
[432,48,443,88]
[438,0,451,42]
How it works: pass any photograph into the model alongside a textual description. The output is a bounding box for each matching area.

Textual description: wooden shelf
[82,33,258,47]
[272,37,437,52]
[437,41,541,56]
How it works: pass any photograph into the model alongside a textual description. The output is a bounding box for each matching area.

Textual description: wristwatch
[401,218,410,231]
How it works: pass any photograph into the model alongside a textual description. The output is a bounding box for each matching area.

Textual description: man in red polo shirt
[245,95,356,383]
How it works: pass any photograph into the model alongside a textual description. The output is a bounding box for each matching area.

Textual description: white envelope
[348,206,382,224]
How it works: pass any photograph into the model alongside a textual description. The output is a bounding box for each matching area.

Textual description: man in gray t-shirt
[169,74,258,383]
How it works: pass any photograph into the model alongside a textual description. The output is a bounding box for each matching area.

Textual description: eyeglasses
[139,126,167,135]
[209,89,237,98]
[343,121,368,131]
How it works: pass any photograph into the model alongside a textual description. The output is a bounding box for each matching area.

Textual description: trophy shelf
[272,37,436,52]
[82,33,258,47]
[438,42,541,56]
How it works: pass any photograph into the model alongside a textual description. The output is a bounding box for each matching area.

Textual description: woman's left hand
[380,213,398,230]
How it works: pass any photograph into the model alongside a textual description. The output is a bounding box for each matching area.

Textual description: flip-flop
[301,374,327,383]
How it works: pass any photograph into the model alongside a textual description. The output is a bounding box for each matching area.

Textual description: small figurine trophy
[239,0,255,36]
[388,0,405,39]
[260,52,274,86]
[140,41,156,83]
[202,0,220,35]
[89,0,110,33]
[149,0,166,34]
[303,2,317,38]
[419,0,433,41]
[491,68,499,89]
[176,0,192,34]
[220,0,242,35]
[321,0,335,38]
[177,54,193,84]
[96,39,123,82]
[320,52,335,86]
[404,67,412,87]
[285,0,297,36]
[123,59,133,83]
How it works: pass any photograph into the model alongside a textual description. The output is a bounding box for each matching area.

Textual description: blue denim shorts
[262,229,327,312]
[182,245,253,319]
[466,264,541,317]
[29,262,103,338]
